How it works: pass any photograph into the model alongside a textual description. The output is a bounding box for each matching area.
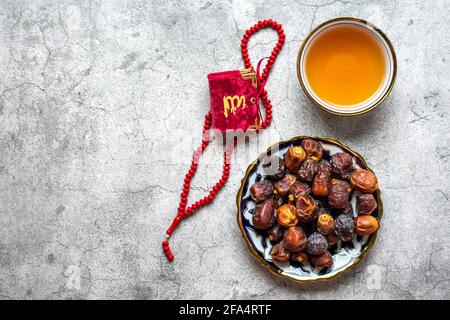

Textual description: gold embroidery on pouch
[240,68,258,88]
[223,95,246,118]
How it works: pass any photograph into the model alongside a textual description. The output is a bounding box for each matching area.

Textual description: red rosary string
[162,19,285,262]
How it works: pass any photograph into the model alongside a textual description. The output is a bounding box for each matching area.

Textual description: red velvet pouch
[207,68,261,132]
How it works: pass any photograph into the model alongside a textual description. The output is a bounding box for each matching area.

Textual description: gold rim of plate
[296,16,398,117]
[236,136,383,283]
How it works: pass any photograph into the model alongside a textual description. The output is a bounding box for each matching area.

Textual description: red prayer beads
[162,19,285,262]
[242,19,285,129]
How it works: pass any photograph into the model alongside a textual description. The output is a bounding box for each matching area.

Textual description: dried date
[250,180,273,202]
[317,213,335,235]
[297,159,318,182]
[289,182,311,202]
[306,232,328,256]
[356,194,377,215]
[331,152,354,179]
[274,174,297,197]
[328,179,352,209]
[252,199,276,230]
[277,204,298,227]
[284,146,306,171]
[268,224,284,242]
[354,215,379,236]
[283,226,307,252]
[301,139,323,160]
[350,169,378,193]
[334,214,354,241]
[271,242,290,263]
[296,195,317,222]
[312,160,332,196]
[312,172,331,196]
[311,250,333,268]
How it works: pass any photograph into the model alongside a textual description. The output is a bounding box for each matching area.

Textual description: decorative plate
[236,136,383,283]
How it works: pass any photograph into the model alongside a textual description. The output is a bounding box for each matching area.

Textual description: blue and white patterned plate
[236,136,382,283]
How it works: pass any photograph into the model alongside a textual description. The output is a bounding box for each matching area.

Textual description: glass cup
[297,17,397,116]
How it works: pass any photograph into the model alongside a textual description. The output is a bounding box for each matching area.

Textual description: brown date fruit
[277,204,298,227]
[350,169,379,193]
[306,232,328,256]
[291,251,309,264]
[261,156,286,181]
[328,179,352,209]
[296,195,317,222]
[284,146,306,171]
[289,182,311,201]
[326,232,338,246]
[312,172,331,196]
[271,242,290,263]
[297,159,318,182]
[317,159,332,175]
[274,174,297,197]
[312,160,332,196]
[356,194,377,215]
[268,224,284,242]
[354,215,379,236]
[252,199,276,230]
[283,226,307,252]
[331,152,354,179]
[301,139,323,160]
[317,213,335,235]
[311,251,333,268]
[250,180,273,202]
[334,214,354,241]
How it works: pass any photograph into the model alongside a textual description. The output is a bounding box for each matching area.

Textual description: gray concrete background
[0,0,449,300]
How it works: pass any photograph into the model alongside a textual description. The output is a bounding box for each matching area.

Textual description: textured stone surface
[0,0,449,300]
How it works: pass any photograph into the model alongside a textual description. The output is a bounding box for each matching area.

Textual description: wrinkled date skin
[306,232,328,256]
[311,250,333,268]
[301,139,323,160]
[331,152,354,179]
[328,179,352,209]
[356,194,377,215]
[297,159,319,182]
[317,159,332,175]
[291,251,309,264]
[268,224,284,242]
[284,146,306,171]
[283,226,307,252]
[277,204,298,227]
[271,242,290,263]
[274,174,297,197]
[312,160,332,196]
[261,156,286,181]
[334,214,354,241]
[350,169,379,193]
[296,195,317,222]
[252,199,276,230]
[354,215,379,236]
[317,213,335,235]
[289,182,311,201]
[250,180,273,202]
[312,172,331,197]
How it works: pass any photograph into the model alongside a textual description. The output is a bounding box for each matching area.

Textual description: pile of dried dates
[249,138,380,269]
